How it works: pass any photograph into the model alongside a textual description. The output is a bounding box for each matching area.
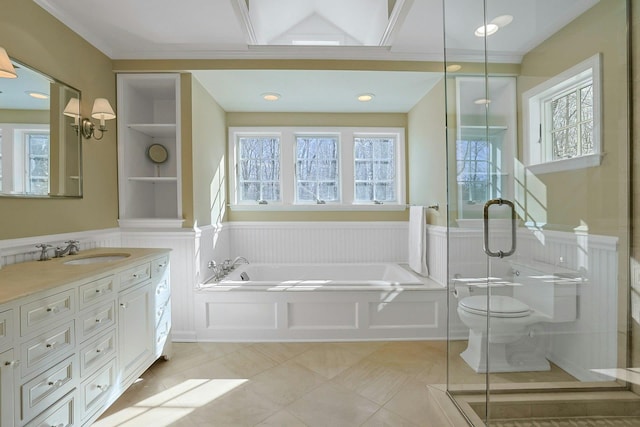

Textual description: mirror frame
[0,58,82,199]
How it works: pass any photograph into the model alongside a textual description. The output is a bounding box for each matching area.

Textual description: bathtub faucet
[222,256,249,273]
[207,260,224,281]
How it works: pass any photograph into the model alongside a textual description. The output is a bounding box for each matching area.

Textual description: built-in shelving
[117,74,183,228]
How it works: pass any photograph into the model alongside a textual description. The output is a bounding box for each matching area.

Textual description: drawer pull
[96,384,109,391]
[45,342,56,349]
[46,306,59,313]
[132,274,140,278]
[95,318,103,324]
[95,289,103,294]
[4,360,19,367]
[120,303,128,309]
[51,423,67,427]
[48,379,63,388]
[96,348,103,353]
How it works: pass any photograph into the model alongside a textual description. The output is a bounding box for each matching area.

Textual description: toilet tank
[510,260,579,322]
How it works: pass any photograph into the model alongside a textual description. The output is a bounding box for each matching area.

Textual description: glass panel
[237,136,280,202]
[442,0,631,425]
[295,136,339,202]
[353,137,396,202]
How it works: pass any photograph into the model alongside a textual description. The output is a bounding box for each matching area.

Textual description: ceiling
[31,0,599,113]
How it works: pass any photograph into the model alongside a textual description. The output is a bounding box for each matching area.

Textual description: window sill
[229,204,407,212]
[526,153,604,175]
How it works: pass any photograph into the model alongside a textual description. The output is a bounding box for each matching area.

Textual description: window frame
[233,132,282,205]
[522,53,603,174]
[228,126,406,211]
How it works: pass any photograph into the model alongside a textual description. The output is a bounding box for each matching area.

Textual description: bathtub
[210,263,424,287]
[194,262,447,341]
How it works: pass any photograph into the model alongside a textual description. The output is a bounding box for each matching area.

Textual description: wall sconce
[63,97,81,133]
[0,47,17,78]
[64,97,116,141]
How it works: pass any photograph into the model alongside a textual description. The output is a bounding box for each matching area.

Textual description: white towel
[408,206,429,277]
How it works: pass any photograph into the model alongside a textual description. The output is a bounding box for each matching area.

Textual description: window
[229,127,405,210]
[236,135,280,203]
[25,132,50,195]
[456,127,506,207]
[523,54,601,174]
[295,135,339,203]
[354,136,396,203]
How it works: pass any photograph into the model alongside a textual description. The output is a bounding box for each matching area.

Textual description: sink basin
[63,253,130,265]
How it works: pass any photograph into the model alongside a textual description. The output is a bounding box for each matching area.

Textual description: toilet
[455,261,578,373]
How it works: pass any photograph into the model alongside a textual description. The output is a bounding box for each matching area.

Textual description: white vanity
[0,247,171,426]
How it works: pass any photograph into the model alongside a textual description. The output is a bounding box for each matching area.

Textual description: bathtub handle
[483,198,516,258]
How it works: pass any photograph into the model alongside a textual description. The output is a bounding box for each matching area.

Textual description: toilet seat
[459,295,530,318]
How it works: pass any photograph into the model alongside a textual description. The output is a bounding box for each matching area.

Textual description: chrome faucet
[222,256,249,273]
[54,240,80,258]
[36,244,53,261]
[207,260,224,281]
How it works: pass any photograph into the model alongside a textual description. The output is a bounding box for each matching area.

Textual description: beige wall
[0,109,50,124]
[191,76,227,227]
[0,0,117,239]
[631,0,639,393]
[407,78,447,226]
[517,0,628,237]
[226,112,409,222]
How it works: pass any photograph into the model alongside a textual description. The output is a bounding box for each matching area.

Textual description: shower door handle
[483,198,516,258]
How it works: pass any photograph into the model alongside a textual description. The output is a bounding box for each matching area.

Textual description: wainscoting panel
[226,222,409,264]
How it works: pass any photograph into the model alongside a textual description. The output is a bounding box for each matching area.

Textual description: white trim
[522,53,602,171]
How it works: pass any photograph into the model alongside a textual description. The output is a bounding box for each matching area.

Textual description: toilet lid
[459,295,530,318]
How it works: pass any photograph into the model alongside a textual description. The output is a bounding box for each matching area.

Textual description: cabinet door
[1,348,17,427]
[118,282,153,384]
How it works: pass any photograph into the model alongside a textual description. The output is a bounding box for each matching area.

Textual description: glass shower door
[444,0,630,425]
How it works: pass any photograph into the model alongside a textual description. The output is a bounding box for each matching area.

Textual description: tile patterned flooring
[94,341,576,427]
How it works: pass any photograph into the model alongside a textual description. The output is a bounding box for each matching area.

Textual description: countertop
[0,247,170,305]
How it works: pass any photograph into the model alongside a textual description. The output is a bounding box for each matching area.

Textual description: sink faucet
[36,244,53,261]
[54,240,80,258]
[222,256,249,273]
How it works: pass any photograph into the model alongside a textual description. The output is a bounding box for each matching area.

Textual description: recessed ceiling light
[491,15,514,28]
[474,98,491,105]
[446,64,462,72]
[357,93,374,102]
[475,23,499,37]
[26,91,49,100]
[262,93,280,101]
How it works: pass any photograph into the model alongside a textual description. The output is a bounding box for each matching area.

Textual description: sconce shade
[0,47,17,79]
[63,98,80,118]
[91,98,116,122]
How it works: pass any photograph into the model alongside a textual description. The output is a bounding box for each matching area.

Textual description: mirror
[0,60,82,198]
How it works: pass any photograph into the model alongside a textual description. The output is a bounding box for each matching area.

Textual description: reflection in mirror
[0,60,82,197]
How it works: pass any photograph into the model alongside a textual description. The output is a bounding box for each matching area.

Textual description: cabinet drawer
[151,255,170,278]
[0,308,14,351]
[80,329,116,377]
[79,275,115,310]
[21,321,75,377]
[155,298,170,327]
[80,358,116,422]
[154,277,171,309]
[21,289,75,336]
[78,301,115,342]
[25,389,77,427]
[155,304,171,358]
[119,263,151,290]
[21,354,78,423]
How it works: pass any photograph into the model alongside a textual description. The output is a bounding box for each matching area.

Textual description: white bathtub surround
[409,206,429,276]
[214,263,425,287]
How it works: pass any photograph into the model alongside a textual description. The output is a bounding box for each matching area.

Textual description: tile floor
[94,340,576,427]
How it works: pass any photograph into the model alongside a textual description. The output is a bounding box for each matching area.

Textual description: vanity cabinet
[0,249,171,427]
[116,73,183,228]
